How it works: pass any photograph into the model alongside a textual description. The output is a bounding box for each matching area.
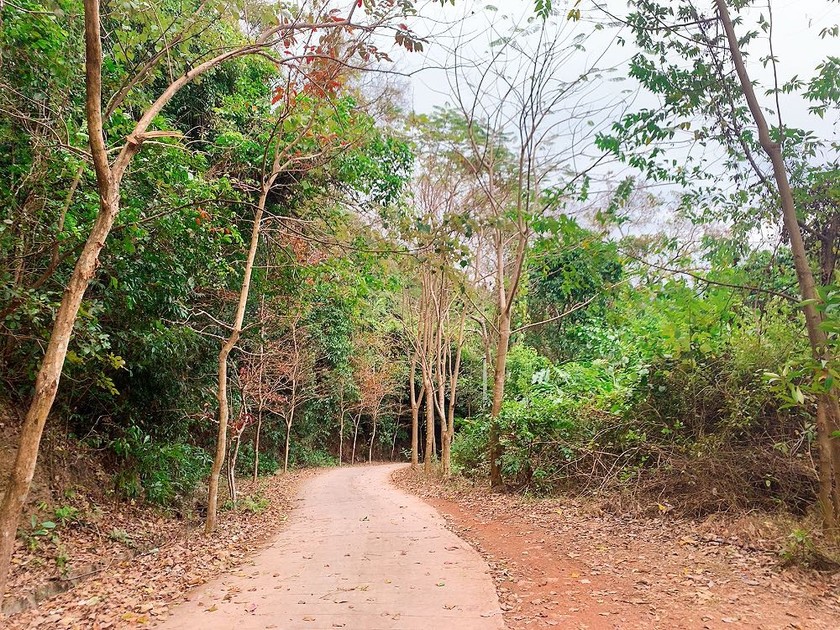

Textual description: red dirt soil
[394,468,840,630]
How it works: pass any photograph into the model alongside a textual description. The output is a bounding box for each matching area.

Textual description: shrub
[235,443,281,477]
[451,416,490,477]
[112,425,211,504]
[289,443,337,468]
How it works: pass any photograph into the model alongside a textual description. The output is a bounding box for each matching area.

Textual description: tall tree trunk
[482,352,489,408]
[252,412,262,483]
[424,377,435,474]
[253,342,264,482]
[0,0,119,595]
[368,410,378,463]
[716,0,840,533]
[444,311,467,477]
[284,417,292,473]
[338,392,345,466]
[207,342,234,533]
[489,309,510,488]
[228,433,242,505]
[205,179,270,534]
[409,351,422,469]
[352,410,362,464]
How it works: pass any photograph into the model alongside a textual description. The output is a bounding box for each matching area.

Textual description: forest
[1,0,840,626]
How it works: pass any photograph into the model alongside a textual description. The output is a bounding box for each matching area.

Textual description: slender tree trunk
[0,0,120,595]
[253,342,264,482]
[228,433,243,505]
[424,378,435,474]
[206,179,271,534]
[489,309,510,488]
[482,354,488,407]
[352,410,362,464]
[440,402,449,476]
[444,311,467,477]
[207,342,234,533]
[716,0,840,534]
[284,417,292,473]
[432,280,448,476]
[409,352,422,469]
[338,393,345,466]
[252,412,262,482]
[368,411,378,463]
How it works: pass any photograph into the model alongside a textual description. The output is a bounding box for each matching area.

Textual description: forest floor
[7,461,840,629]
[3,470,311,629]
[4,464,505,630]
[393,468,840,630]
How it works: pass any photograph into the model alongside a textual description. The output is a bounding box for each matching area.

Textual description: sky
[398,0,838,120]
[373,0,838,237]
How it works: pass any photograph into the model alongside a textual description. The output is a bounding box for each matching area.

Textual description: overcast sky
[371,0,838,235]
[397,0,838,121]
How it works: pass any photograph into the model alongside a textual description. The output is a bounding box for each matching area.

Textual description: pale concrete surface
[159,464,505,630]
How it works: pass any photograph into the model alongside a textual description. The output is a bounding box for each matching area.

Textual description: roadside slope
[395,469,840,630]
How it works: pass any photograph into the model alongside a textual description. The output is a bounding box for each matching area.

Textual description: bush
[112,426,211,505]
[235,443,281,477]
[451,416,490,477]
[289,443,337,468]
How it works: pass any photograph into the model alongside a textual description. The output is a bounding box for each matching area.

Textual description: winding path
[159,464,505,630]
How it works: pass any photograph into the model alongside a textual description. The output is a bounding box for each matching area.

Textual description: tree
[0,0,431,594]
[446,11,622,485]
[596,0,840,534]
[206,52,366,532]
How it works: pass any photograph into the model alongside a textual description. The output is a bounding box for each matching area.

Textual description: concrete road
[159,464,505,630]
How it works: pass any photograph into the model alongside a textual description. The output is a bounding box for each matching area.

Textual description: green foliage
[53,505,80,526]
[112,426,211,505]
[235,444,280,478]
[526,217,623,360]
[3,0,832,528]
[451,417,490,477]
[24,515,57,551]
[288,444,337,469]
[452,230,817,508]
[240,493,270,515]
[0,0,418,512]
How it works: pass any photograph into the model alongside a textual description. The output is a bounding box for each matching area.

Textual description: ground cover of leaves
[3,471,309,629]
[394,468,840,630]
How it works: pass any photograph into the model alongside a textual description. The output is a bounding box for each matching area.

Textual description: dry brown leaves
[394,468,840,630]
[4,472,310,630]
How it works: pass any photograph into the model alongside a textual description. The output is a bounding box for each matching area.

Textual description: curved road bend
[159,464,505,630]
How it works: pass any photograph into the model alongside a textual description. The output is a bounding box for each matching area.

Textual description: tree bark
[443,310,467,477]
[0,0,119,595]
[716,0,840,534]
[338,391,345,466]
[252,412,262,483]
[284,416,293,473]
[228,432,242,505]
[489,309,510,488]
[423,376,435,474]
[205,179,270,534]
[409,351,422,469]
[352,410,363,464]
[368,410,378,463]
